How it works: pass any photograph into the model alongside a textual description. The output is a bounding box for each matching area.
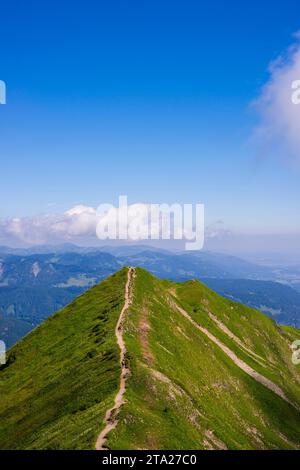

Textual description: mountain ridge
[1,267,300,450]
[2,248,300,348]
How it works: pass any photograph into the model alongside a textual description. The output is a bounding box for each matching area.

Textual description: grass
[107,268,300,450]
[0,268,127,449]
[0,267,300,449]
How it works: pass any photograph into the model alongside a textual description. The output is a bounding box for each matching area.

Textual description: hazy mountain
[1,247,300,347]
[120,250,275,280]
[0,243,103,256]
[0,315,32,348]
[202,278,300,329]
[0,252,121,336]
[98,244,173,257]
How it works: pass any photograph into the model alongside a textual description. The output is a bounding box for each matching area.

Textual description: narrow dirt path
[171,299,299,411]
[96,267,135,451]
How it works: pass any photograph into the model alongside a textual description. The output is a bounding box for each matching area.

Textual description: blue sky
[1,1,300,249]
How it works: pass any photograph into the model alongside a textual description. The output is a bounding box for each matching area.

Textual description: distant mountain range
[202,278,300,328]
[1,245,300,347]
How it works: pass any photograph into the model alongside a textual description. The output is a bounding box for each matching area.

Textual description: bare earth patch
[139,304,154,364]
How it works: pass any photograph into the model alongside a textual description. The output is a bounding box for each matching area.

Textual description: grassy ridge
[107,269,300,449]
[0,268,127,449]
[0,267,299,449]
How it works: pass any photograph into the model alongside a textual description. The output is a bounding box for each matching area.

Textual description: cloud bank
[1,206,300,257]
[0,205,99,245]
[254,32,300,163]
[0,203,203,247]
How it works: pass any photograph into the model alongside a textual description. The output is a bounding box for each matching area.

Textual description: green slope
[108,269,300,450]
[0,267,300,450]
[0,268,128,450]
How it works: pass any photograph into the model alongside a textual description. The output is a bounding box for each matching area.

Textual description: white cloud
[254,32,300,163]
[0,205,99,245]
[0,203,160,245]
[0,202,204,248]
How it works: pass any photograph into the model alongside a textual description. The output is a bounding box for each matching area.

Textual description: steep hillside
[0,267,300,450]
[106,269,300,450]
[0,268,128,450]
